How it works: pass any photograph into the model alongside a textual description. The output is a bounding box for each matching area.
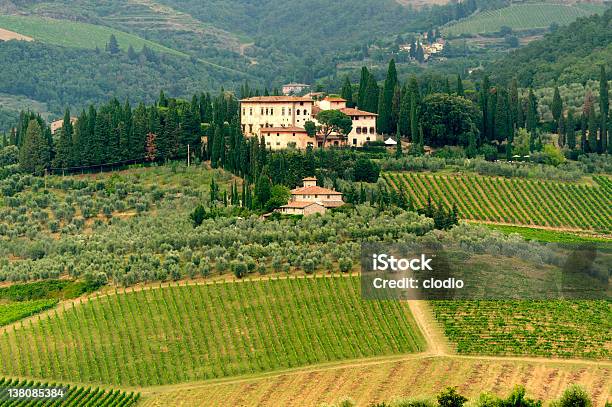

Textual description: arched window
[296,109,301,115]
[362,127,368,134]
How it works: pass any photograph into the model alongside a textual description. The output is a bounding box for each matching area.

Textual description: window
[277,133,280,137]
[292,133,296,137]
[265,108,269,115]
[261,108,264,115]
[297,109,301,115]
[288,108,291,114]
[276,142,280,146]
[362,127,367,134]
[241,124,245,133]
[366,137,371,142]
[353,138,357,145]
[354,116,359,120]
[249,124,253,133]
[370,127,375,134]
[282,107,285,115]
[300,102,304,106]
[242,108,245,115]
[270,108,274,115]
[249,107,253,115]
[356,127,361,134]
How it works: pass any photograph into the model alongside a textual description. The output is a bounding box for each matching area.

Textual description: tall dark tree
[53,109,73,168]
[363,74,379,114]
[566,109,576,150]
[588,106,598,153]
[398,89,411,137]
[341,76,354,107]
[395,128,402,159]
[358,67,370,109]
[19,119,50,175]
[378,59,398,134]
[509,78,519,130]
[526,88,538,135]
[456,74,464,96]
[479,76,490,139]
[551,86,563,134]
[599,65,609,153]
[494,89,511,143]
[106,34,120,55]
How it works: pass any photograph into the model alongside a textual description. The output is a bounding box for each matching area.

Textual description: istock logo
[372,253,433,271]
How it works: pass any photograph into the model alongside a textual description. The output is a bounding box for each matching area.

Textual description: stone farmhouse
[276,177,344,216]
[240,95,378,150]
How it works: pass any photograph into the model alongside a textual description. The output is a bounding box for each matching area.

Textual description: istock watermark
[360,242,610,300]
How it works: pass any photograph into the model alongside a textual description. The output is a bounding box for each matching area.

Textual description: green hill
[443,3,608,35]
[0,15,185,56]
[487,7,612,87]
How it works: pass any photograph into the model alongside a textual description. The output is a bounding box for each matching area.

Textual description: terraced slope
[444,3,608,35]
[0,15,184,56]
[384,173,612,233]
[0,276,425,386]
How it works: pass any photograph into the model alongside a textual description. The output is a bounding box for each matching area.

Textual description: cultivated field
[0,15,184,56]
[384,172,612,233]
[0,28,32,42]
[431,300,611,359]
[139,356,612,407]
[0,276,425,386]
[443,3,608,35]
[0,377,139,406]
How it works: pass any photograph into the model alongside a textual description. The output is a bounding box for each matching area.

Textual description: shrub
[437,387,467,407]
[231,260,248,279]
[556,385,592,407]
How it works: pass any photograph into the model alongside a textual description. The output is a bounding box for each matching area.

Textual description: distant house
[282,83,310,96]
[50,117,77,134]
[276,177,344,216]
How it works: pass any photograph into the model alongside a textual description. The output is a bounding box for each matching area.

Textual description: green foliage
[265,184,291,212]
[419,94,481,147]
[316,109,353,144]
[0,277,425,385]
[490,9,612,87]
[0,378,139,406]
[190,204,207,227]
[0,280,98,302]
[0,299,57,326]
[444,3,607,35]
[354,158,380,183]
[437,387,467,407]
[18,120,50,175]
[556,385,592,407]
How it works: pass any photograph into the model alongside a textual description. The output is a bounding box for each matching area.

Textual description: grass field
[482,224,612,243]
[139,356,612,407]
[0,299,57,326]
[431,300,611,359]
[0,377,139,406]
[384,172,612,233]
[0,276,425,386]
[443,3,608,35]
[0,15,185,56]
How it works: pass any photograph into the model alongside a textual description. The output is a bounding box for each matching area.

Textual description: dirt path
[407,300,452,356]
[0,28,33,41]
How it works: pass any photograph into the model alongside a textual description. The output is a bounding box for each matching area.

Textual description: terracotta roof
[260,126,308,133]
[280,201,323,209]
[324,96,346,102]
[340,108,378,116]
[240,96,313,103]
[321,200,345,208]
[302,177,317,181]
[291,186,342,195]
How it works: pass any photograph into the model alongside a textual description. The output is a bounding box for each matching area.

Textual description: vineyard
[384,173,612,233]
[0,15,183,56]
[0,276,425,386]
[431,300,611,359]
[0,377,139,406]
[443,3,608,35]
[0,299,57,326]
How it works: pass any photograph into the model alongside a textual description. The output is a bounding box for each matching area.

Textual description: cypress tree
[378,59,398,134]
[479,76,490,138]
[526,88,538,135]
[363,74,379,114]
[599,65,609,153]
[509,78,519,130]
[566,109,576,150]
[53,108,73,168]
[558,114,565,147]
[106,34,120,54]
[494,89,511,142]
[551,86,563,132]
[341,76,354,107]
[19,119,50,175]
[132,103,148,159]
[358,67,370,109]
[407,75,420,104]
[588,107,598,153]
[395,128,402,159]
[456,74,464,96]
[398,89,411,137]
[486,90,497,142]
[410,96,419,143]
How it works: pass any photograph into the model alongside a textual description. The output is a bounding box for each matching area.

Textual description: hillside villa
[240,95,378,149]
[276,177,344,216]
[282,83,310,95]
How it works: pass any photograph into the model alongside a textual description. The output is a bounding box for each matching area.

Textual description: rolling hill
[443,3,608,35]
